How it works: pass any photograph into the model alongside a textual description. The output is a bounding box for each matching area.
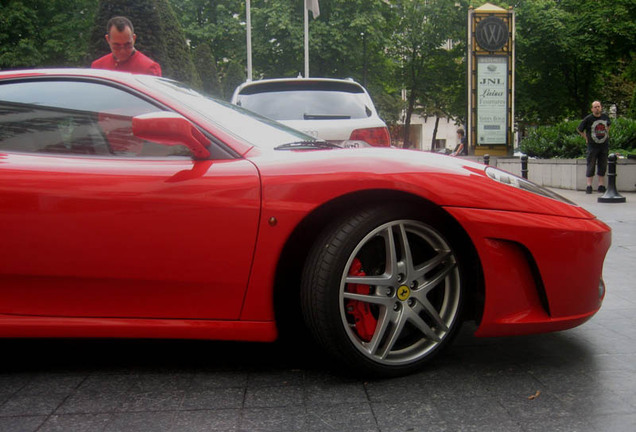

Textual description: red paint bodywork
[0,70,611,342]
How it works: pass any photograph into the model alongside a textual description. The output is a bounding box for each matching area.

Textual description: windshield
[135,76,314,150]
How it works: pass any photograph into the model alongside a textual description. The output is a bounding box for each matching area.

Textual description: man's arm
[577,118,588,142]
[149,62,162,77]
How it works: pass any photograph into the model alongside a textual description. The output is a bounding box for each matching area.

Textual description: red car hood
[247,147,596,220]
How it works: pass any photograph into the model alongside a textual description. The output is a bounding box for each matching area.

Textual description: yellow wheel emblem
[397,285,411,301]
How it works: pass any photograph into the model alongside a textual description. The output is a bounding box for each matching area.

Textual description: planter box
[492,157,636,192]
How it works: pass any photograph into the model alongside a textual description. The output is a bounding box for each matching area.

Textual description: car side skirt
[0,315,278,342]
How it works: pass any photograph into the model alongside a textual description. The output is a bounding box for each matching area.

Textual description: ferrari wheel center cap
[397,285,411,301]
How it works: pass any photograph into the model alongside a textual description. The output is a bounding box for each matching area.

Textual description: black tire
[300,205,464,377]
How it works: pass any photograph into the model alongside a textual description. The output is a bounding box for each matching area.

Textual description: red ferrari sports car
[0,69,611,377]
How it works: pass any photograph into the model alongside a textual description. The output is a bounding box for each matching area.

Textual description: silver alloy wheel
[339,219,461,365]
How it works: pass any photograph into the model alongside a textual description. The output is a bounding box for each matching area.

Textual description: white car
[231,77,391,147]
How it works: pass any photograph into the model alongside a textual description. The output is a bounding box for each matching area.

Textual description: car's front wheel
[301,206,464,377]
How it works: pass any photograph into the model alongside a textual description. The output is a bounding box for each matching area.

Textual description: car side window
[0,80,190,157]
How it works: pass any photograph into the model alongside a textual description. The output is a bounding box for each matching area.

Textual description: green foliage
[154,0,201,87]
[168,1,246,69]
[629,87,636,119]
[221,61,245,100]
[0,2,41,67]
[390,0,468,147]
[609,117,636,153]
[520,120,585,159]
[168,0,399,109]
[515,0,636,123]
[89,0,200,86]
[373,91,404,126]
[2,0,633,131]
[520,117,636,158]
[192,44,221,97]
[0,0,96,69]
[291,0,399,123]
[167,0,249,99]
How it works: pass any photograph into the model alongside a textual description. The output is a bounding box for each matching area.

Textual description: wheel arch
[272,189,484,339]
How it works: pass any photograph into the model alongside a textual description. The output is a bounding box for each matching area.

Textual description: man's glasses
[110,42,134,50]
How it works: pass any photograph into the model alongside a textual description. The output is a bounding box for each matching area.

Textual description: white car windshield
[136,76,316,150]
[237,90,371,121]
[235,81,372,121]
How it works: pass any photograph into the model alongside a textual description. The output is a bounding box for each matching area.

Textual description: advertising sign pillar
[467,3,515,156]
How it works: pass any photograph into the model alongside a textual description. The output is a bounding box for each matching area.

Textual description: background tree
[594,0,636,118]
[155,0,202,87]
[514,0,636,123]
[389,0,467,148]
[193,43,221,97]
[169,0,400,120]
[222,60,245,99]
[3,0,633,137]
[168,0,245,97]
[249,0,393,79]
[89,0,200,86]
[251,0,400,122]
[0,0,96,69]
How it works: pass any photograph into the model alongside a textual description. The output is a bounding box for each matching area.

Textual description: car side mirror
[132,112,211,159]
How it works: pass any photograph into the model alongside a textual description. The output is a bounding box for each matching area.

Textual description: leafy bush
[520,120,584,158]
[520,117,636,159]
[609,117,636,153]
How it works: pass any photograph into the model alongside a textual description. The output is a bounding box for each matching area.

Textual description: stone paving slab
[1,190,635,432]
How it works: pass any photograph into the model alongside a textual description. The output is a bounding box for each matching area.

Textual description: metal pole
[362,32,367,87]
[246,0,252,81]
[521,155,528,179]
[467,7,473,154]
[598,154,626,203]
[304,1,309,78]
[510,7,516,157]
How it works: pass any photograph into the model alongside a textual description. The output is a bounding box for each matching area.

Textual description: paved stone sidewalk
[1,190,635,432]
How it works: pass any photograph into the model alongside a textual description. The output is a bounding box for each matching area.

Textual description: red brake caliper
[346,258,377,342]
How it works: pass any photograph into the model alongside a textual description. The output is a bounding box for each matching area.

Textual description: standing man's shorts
[586,143,609,177]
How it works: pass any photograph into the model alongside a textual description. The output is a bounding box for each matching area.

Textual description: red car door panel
[0,153,261,320]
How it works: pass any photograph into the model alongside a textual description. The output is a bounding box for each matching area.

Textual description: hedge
[520,117,636,159]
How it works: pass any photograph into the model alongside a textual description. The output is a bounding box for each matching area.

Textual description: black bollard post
[484,154,490,166]
[521,155,528,179]
[598,154,626,203]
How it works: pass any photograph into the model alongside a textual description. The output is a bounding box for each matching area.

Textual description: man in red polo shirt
[92,16,162,76]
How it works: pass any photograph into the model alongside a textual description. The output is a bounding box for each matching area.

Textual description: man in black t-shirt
[577,101,611,194]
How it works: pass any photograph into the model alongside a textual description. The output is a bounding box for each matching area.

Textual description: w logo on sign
[476,16,509,52]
